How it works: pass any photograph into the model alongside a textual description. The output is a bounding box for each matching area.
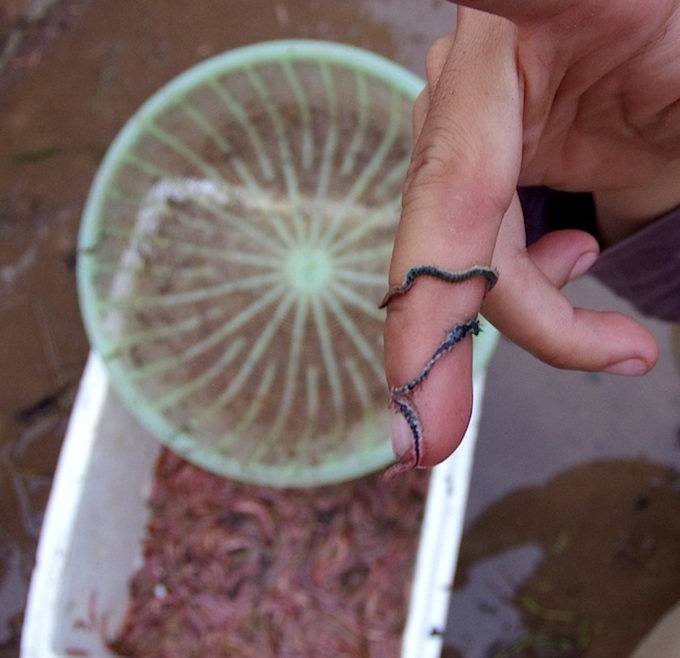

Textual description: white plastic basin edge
[401,370,487,658]
[22,352,487,657]
[22,353,110,657]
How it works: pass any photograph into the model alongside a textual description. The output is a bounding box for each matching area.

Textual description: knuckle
[403,132,465,199]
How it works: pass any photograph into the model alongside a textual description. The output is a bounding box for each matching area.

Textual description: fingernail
[390,410,414,459]
[603,358,648,376]
[569,250,599,280]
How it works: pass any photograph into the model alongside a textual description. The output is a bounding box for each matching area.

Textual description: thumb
[383,12,522,473]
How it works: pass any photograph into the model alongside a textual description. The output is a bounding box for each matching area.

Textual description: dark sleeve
[518,186,680,323]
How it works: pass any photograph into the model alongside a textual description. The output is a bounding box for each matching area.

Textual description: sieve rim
[77,40,498,487]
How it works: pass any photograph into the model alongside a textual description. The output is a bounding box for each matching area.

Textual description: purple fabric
[518,186,680,323]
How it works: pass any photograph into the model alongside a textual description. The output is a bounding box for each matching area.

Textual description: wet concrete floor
[1,1,679,656]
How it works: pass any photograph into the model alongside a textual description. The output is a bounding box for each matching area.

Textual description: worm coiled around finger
[379,264,498,309]
[383,263,496,479]
[385,317,481,479]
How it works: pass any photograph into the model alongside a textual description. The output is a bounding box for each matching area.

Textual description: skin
[384,0,680,467]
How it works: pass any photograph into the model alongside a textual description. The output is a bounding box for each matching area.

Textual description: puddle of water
[446,459,680,657]
[446,544,546,657]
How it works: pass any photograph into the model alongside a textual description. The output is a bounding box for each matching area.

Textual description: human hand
[385,1,680,471]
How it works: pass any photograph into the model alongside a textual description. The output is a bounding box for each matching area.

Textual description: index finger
[383,10,522,471]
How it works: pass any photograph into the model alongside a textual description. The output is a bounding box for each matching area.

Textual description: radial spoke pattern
[79,46,421,485]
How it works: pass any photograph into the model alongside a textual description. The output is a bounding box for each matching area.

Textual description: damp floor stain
[446,460,680,657]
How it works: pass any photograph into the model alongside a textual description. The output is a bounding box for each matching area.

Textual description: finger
[410,34,456,145]
[483,201,659,375]
[384,274,481,471]
[392,11,522,310]
[526,229,601,287]
[411,87,429,145]
[425,34,455,89]
[384,11,522,469]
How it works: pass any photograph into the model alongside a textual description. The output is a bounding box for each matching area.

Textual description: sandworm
[379,264,498,309]
[382,264,496,477]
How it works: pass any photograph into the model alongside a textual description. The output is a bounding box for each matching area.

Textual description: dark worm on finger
[384,317,481,481]
[388,316,481,466]
[379,264,498,309]
[391,318,481,397]
[383,263,497,478]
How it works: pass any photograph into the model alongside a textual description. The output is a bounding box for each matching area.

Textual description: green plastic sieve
[77,40,498,487]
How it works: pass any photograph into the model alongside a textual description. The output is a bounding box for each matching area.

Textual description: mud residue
[445,460,680,657]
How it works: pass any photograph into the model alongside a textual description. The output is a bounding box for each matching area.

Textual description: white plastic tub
[22,351,491,657]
